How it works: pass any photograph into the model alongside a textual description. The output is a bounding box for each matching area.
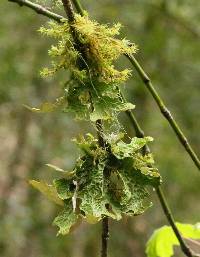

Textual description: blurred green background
[0,0,200,256]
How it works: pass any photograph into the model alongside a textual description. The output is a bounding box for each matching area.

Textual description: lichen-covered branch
[61,1,109,256]
[7,1,198,257]
[68,2,197,255]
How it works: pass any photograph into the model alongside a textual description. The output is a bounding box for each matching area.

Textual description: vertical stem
[101,217,109,257]
[71,0,84,16]
[96,119,106,148]
[96,119,110,257]
[61,0,75,22]
[62,2,109,256]
[69,2,110,254]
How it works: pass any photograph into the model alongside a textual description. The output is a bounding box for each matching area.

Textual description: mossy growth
[29,10,161,236]
[39,13,137,84]
[30,13,136,121]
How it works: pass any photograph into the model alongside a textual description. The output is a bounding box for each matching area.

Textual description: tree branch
[61,0,74,22]
[122,93,195,257]
[126,54,200,171]
[156,186,194,257]
[8,0,64,22]
[101,216,109,257]
[71,0,84,16]
[60,1,109,256]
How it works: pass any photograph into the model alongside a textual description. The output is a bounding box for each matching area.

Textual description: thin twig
[71,0,84,16]
[126,54,200,171]
[156,187,194,257]
[96,120,109,257]
[101,216,109,257]
[122,94,194,257]
[8,0,64,22]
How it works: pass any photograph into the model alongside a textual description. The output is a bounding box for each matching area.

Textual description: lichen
[39,13,137,85]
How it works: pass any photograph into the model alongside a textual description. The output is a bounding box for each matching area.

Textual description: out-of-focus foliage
[0,0,199,257]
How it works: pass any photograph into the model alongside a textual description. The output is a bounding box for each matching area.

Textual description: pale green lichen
[35,14,138,121]
[31,134,161,235]
[73,14,137,84]
[29,10,161,237]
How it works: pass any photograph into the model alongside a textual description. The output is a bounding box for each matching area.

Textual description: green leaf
[131,154,161,187]
[53,178,75,200]
[29,180,63,206]
[30,133,161,236]
[112,137,153,159]
[146,223,200,257]
[90,95,135,122]
[63,81,135,121]
[53,200,78,235]
[73,133,99,156]
[78,157,114,222]
[83,213,101,224]
[63,85,90,120]
[94,81,119,98]
[106,168,151,216]
[109,136,161,187]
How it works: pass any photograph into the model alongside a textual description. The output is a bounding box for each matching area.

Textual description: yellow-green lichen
[39,13,137,84]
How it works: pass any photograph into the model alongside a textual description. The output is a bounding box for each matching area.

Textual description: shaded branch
[126,54,200,171]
